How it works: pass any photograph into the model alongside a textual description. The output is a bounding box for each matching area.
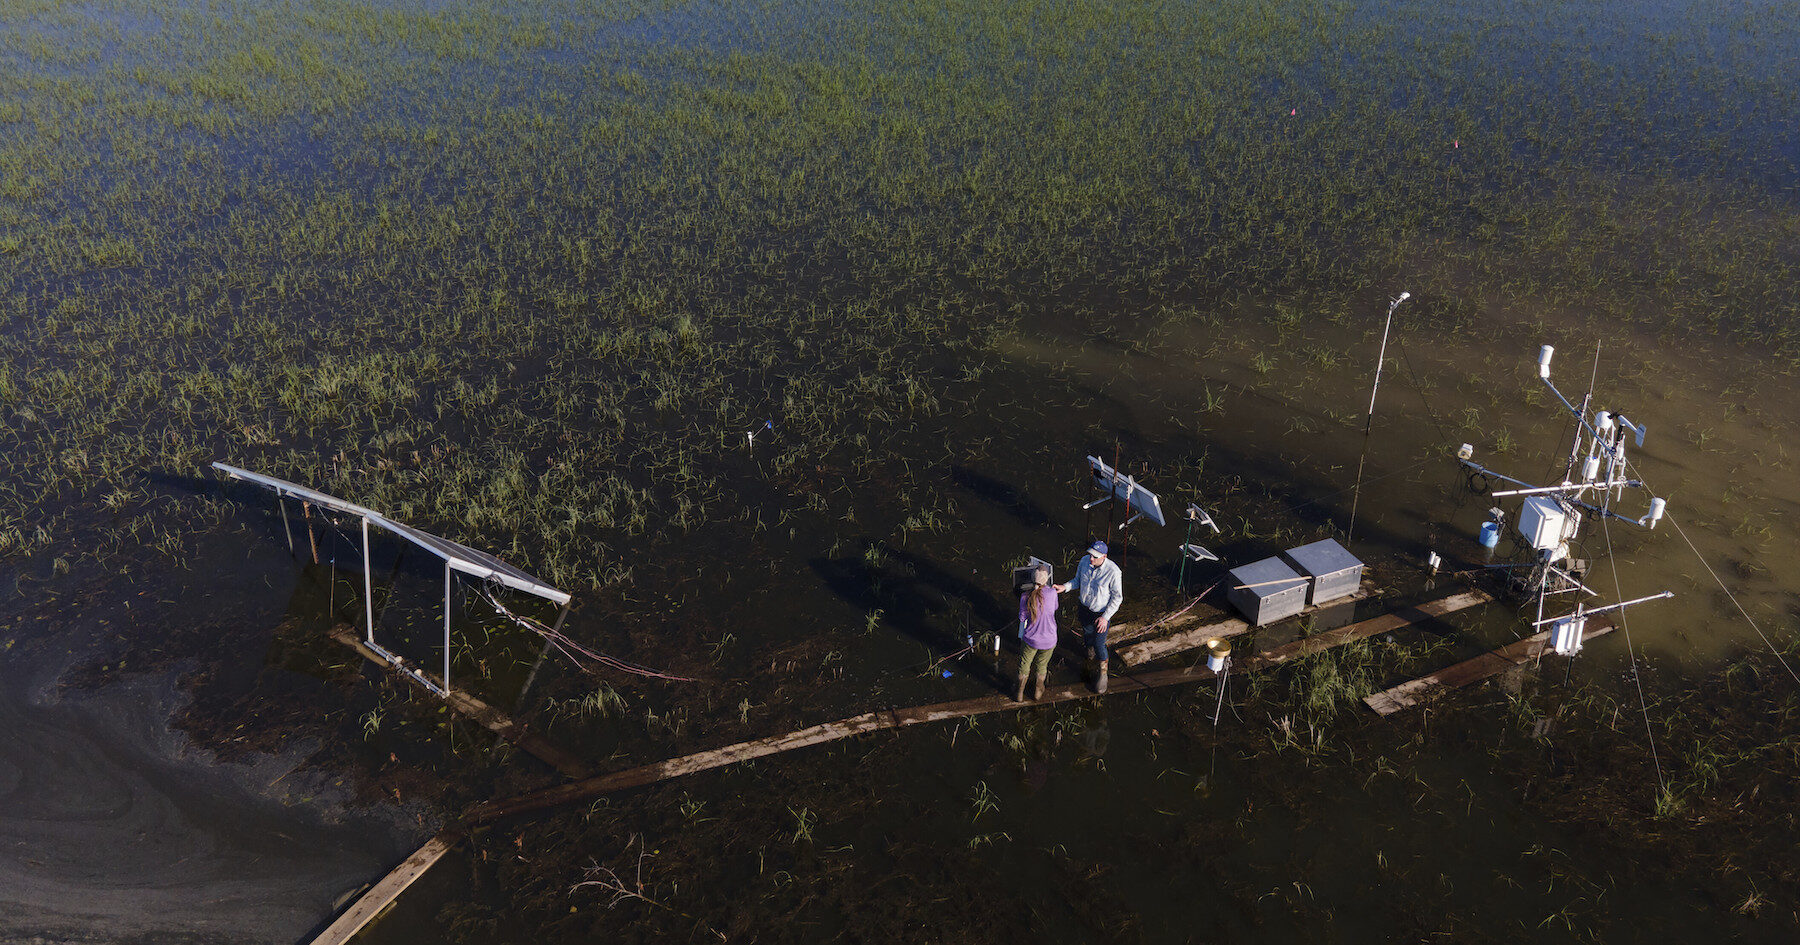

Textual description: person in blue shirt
[1056,541,1122,693]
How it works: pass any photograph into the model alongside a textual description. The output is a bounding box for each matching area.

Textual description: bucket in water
[1478,521,1501,549]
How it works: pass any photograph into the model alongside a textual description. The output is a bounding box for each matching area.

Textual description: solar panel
[1086,455,1166,526]
[212,462,570,605]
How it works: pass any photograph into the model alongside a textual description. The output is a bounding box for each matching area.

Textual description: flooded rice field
[2,0,1798,941]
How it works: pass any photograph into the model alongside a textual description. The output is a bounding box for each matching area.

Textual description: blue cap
[1089,541,1108,556]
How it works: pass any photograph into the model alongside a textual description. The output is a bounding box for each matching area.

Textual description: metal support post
[444,560,453,694]
[1177,515,1195,592]
[362,515,376,646]
[516,598,573,710]
[278,495,293,555]
[305,501,320,564]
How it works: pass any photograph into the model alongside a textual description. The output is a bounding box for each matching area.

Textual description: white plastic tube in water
[1538,344,1555,379]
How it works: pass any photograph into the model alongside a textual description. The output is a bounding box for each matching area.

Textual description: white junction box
[1519,496,1577,552]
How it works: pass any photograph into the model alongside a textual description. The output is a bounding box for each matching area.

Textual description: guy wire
[1621,458,1800,686]
[1602,513,1665,792]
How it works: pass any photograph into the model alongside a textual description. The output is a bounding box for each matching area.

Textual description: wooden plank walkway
[464,588,1490,826]
[309,589,1492,943]
[308,834,453,945]
[1253,589,1490,669]
[330,627,592,780]
[1114,588,1373,667]
[1363,614,1615,716]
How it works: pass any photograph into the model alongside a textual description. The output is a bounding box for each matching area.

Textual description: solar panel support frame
[213,461,573,702]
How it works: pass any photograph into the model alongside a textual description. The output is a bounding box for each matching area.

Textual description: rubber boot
[1014,675,1028,703]
[1095,660,1109,695]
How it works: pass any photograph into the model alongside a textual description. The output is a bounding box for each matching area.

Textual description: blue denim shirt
[1070,556,1123,621]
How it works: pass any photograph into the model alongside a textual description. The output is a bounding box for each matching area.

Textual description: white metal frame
[214,461,572,698]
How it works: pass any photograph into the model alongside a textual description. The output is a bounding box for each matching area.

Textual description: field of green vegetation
[3,0,1795,586]
[4,0,1798,940]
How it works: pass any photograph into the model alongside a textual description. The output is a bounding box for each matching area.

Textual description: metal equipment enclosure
[1281,538,1363,606]
[1227,556,1308,626]
[213,462,572,698]
[1012,556,1056,594]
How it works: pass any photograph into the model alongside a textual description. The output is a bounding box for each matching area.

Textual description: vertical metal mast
[362,515,376,647]
[444,560,453,695]
[1347,291,1411,542]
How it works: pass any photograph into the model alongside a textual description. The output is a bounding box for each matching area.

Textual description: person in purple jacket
[1015,565,1059,701]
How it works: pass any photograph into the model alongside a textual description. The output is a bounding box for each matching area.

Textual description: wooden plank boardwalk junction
[1112,588,1374,667]
[311,587,1492,944]
[1363,613,1616,716]
[330,626,592,779]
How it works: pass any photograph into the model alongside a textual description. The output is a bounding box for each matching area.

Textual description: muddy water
[1001,306,1800,664]
[5,0,1798,940]
[4,304,1791,941]
[0,552,416,944]
[344,300,1798,942]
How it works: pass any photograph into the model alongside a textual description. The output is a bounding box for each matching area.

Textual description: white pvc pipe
[362,516,375,646]
[444,559,453,694]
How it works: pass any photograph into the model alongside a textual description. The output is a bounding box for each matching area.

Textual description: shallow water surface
[0,624,414,944]
[2,0,1797,939]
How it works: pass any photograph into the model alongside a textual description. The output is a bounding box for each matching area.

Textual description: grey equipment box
[1281,538,1363,606]
[1013,556,1055,595]
[1227,557,1309,626]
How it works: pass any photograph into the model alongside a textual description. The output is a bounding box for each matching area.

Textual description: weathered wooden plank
[462,697,1038,824]
[465,588,1491,825]
[1114,617,1249,665]
[1104,606,1219,645]
[1364,614,1614,716]
[299,589,1498,942]
[1115,588,1375,667]
[307,834,452,945]
[1254,590,1491,668]
[330,627,591,780]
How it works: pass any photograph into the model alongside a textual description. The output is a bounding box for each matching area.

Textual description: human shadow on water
[141,468,222,496]
[950,465,1054,528]
[144,467,308,553]
[808,542,1015,691]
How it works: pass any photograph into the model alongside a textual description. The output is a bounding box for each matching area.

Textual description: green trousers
[1017,645,1054,679]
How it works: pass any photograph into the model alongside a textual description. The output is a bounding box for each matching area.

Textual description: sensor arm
[1530,590,1674,627]
[1490,480,1641,498]
[1464,461,1663,528]
[1458,459,1538,491]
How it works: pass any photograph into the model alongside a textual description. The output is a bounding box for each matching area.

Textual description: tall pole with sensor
[1347,291,1411,543]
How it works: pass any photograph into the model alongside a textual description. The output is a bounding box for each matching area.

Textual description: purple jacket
[1018,586,1059,650]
